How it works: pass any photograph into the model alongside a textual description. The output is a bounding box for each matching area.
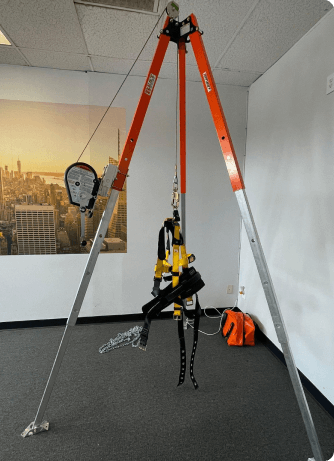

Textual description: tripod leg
[189,16,326,460]
[21,189,120,437]
[235,189,325,461]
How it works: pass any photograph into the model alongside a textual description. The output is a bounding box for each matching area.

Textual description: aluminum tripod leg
[21,189,120,438]
[235,189,325,461]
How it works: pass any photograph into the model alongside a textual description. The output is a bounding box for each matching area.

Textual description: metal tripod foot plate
[21,420,49,438]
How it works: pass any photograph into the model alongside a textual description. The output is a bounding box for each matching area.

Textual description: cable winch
[64,162,118,246]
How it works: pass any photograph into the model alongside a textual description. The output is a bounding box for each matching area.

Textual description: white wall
[0,65,248,322]
[239,9,334,404]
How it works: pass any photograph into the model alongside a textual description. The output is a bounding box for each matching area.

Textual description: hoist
[21,2,333,460]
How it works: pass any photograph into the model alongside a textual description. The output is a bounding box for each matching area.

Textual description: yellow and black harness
[139,210,205,389]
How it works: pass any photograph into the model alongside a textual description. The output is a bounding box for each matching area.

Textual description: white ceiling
[0,0,332,87]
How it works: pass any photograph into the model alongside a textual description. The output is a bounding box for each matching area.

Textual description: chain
[99,325,143,353]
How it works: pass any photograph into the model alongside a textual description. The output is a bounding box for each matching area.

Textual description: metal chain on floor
[99,325,143,353]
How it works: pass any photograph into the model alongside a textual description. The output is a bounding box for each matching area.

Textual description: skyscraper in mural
[0,168,4,220]
[108,129,127,242]
[15,205,57,255]
[17,159,21,177]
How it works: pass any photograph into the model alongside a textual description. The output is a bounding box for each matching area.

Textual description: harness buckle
[139,327,149,351]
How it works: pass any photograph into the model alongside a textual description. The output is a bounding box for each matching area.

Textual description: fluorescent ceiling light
[0,30,11,45]
[76,0,156,13]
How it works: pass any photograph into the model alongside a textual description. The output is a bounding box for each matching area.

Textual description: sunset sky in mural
[0,100,126,176]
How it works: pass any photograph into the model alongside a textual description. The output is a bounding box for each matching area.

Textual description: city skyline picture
[0,99,127,256]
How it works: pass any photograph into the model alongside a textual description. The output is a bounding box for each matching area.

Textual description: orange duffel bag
[221,310,255,346]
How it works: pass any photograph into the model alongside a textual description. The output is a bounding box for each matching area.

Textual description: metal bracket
[21,420,49,438]
[98,164,118,197]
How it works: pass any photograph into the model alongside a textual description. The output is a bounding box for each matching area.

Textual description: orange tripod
[22,4,332,460]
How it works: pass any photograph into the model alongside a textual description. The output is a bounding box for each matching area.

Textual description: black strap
[177,294,201,390]
[189,294,201,390]
[177,312,186,386]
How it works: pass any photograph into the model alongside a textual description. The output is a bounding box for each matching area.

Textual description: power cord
[186,299,238,336]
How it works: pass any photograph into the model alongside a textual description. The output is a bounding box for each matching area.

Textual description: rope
[99,325,143,353]
[77,8,167,163]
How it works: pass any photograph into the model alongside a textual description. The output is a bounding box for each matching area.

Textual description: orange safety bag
[221,310,255,346]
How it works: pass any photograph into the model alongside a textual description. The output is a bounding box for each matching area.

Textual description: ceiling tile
[220,0,331,73]
[76,4,169,60]
[0,0,87,53]
[212,68,262,87]
[91,56,134,74]
[159,61,177,79]
[20,49,91,71]
[131,59,151,76]
[76,0,258,66]
[0,46,27,65]
[184,64,201,82]
[171,0,262,66]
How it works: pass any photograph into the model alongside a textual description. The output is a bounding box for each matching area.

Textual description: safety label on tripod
[145,73,156,96]
[203,72,212,92]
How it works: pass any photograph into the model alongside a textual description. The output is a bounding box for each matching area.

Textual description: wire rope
[76,7,167,163]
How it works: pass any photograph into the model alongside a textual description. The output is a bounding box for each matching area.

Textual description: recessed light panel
[80,0,156,12]
[0,30,11,46]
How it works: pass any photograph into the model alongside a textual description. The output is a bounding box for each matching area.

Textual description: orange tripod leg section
[179,39,187,195]
[113,20,171,192]
[189,14,245,193]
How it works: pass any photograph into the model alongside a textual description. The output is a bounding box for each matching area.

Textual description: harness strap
[177,294,201,389]
[177,310,186,386]
[189,294,201,390]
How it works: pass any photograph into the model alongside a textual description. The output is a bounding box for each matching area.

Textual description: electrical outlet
[227,285,233,294]
[327,72,334,95]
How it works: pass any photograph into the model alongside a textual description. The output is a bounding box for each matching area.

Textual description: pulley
[166,1,179,19]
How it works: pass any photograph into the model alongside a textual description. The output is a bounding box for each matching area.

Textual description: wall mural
[0,99,127,255]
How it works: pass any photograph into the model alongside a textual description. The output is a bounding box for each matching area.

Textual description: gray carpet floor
[1,317,334,461]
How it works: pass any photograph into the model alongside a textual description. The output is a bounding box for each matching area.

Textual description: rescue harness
[139,208,205,389]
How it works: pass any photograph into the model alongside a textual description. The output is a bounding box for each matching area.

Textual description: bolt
[99,234,102,238]
[166,30,169,33]
[251,239,255,242]
[130,138,134,142]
